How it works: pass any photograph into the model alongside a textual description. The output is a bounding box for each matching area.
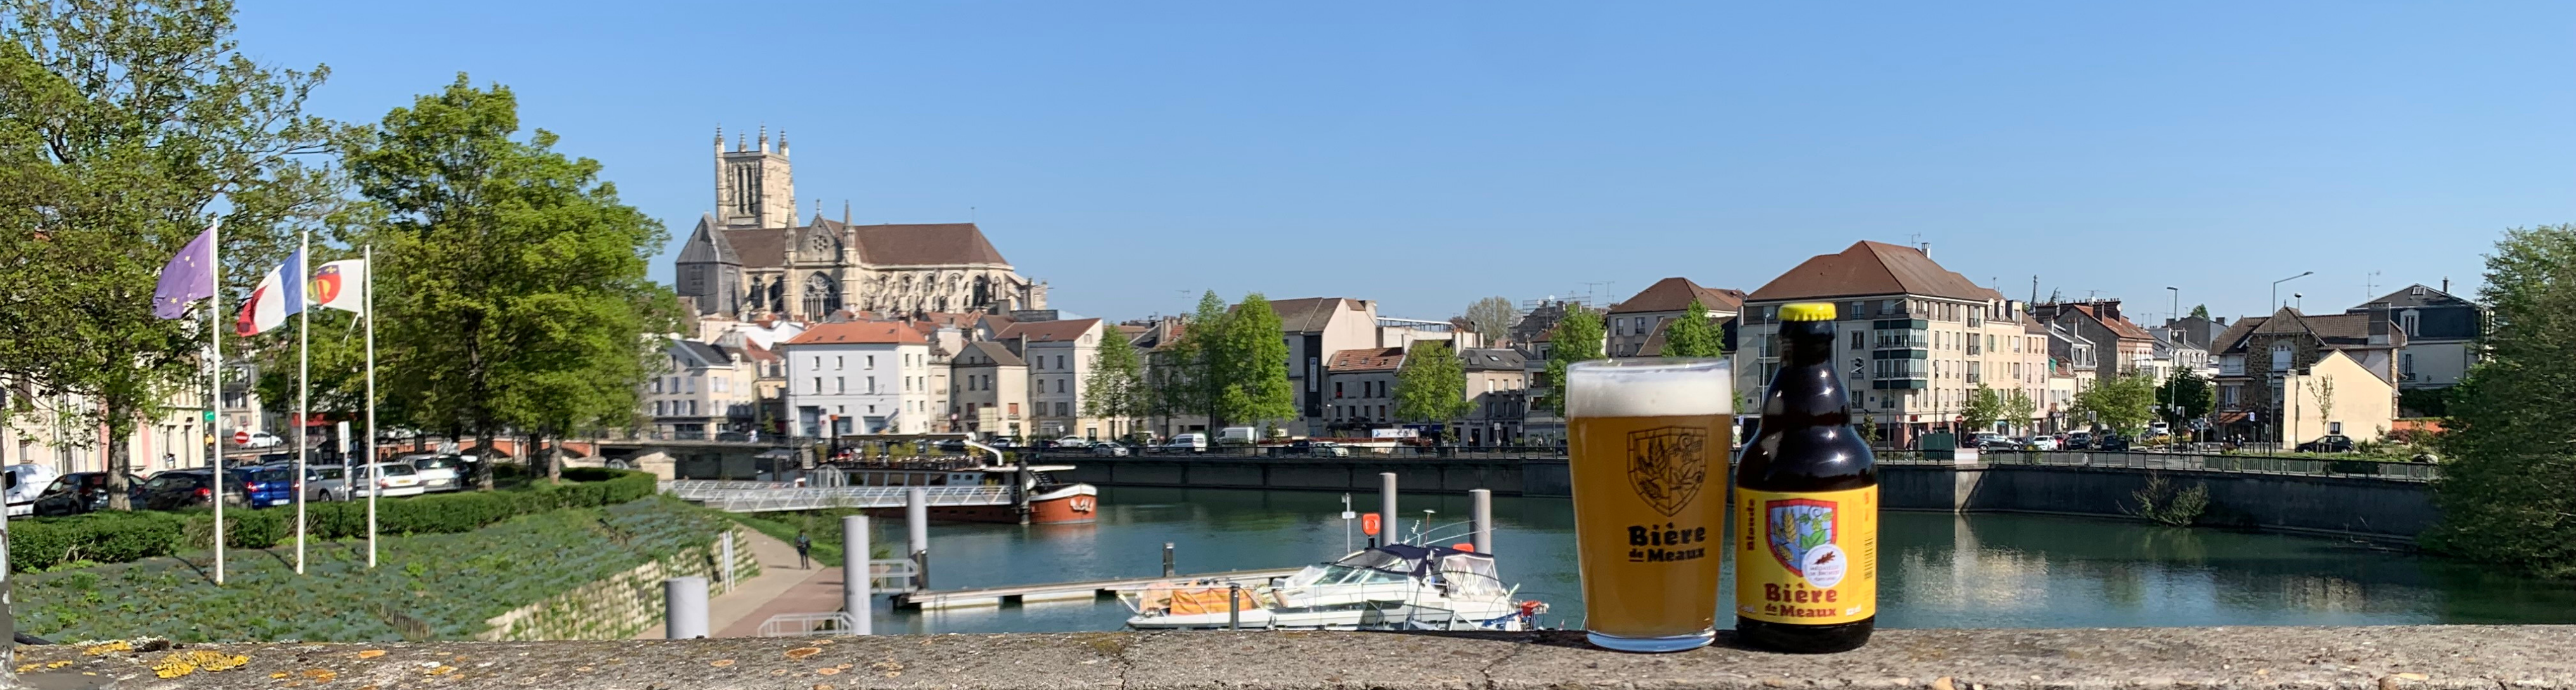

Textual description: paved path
[636,529,834,639]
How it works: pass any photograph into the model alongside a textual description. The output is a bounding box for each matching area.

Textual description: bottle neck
[1762,320,1851,423]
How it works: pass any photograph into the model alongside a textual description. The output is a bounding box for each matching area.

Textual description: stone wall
[478,526,761,641]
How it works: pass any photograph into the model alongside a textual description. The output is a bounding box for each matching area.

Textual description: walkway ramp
[660,479,1015,512]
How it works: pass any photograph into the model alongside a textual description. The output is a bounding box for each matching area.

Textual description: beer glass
[1565,358,1732,652]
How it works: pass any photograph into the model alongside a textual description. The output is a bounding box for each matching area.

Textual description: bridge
[659,479,1016,512]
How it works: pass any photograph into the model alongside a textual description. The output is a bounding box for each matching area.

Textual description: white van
[4,464,61,517]
[1217,426,1259,445]
[1166,433,1209,451]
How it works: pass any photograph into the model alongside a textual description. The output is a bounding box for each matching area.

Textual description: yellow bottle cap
[1780,302,1836,322]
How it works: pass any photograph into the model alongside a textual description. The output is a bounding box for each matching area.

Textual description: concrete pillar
[664,577,709,639]
[1379,472,1399,545]
[907,487,930,590]
[719,531,736,594]
[1469,488,1493,555]
[1162,542,1176,577]
[842,514,871,635]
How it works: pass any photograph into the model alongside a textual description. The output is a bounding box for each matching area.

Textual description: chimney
[2366,309,2393,346]
[1919,241,1931,257]
[2442,277,2450,294]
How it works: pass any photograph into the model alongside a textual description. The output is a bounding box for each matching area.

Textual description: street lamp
[2166,286,2180,438]
[2271,271,2314,313]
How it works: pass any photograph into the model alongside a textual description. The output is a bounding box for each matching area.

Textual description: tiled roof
[721,228,787,267]
[782,321,927,346]
[740,341,779,363]
[955,341,1026,367]
[812,218,1011,266]
[1000,317,1103,343]
[1748,241,1992,303]
[1610,277,1747,315]
[2067,304,2154,341]
[671,340,733,367]
[1327,347,1407,372]
[2212,316,2267,355]
[2354,284,2470,310]
[676,216,737,265]
[1265,297,1365,334]
[1459,348,1525,372]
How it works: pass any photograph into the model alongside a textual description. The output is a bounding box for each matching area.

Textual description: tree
[1961,383,2005,433]
[2425,224,2576,576]
[0,0,347,508]
[2189,304,2210,320]
[1463,296,1517,344]
[2072,372,2159,434]
[1083,335,1149,438]
[2160,368,2215,429]
[346,74,672,485]
[1210,293,1296,429]
[2003,389,2038,436]
[1393,342,1473,425]
[1661,299,1724,358]
[1150,290,1229,431]
[2304,376,2335,434]
[1540,308,1605,415]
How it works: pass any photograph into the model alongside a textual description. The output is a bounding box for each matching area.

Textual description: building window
[2270,342,2292,371]
[2400,310,2420,337]
[654,401,666,416]
[811,377,821,393]
[2401,353,2415,377]
[836,377,846,394]
[1849,332,1863,351]
[866,355,876,369]
[1335,382,1344,398]
[835,356,844,370]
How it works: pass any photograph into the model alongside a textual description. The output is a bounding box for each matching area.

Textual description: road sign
[1339,511,1356,520]
[202,410,216,424]
[233,431,250,445]
[1362,512,1381,537]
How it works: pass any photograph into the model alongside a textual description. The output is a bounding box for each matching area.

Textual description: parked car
[1282,439,1351,457]
[306,465,350,501]
[1165,433,1209,452]
[1090,443,1130,457]
[2065,432,2094,450]
[347,463,427,498]
[2096,434,2132,452]
[2297,434,2356,453]
[400,453,467,493]
[1052,436,1092,448]
[240,465,304,508]
[937,439,969,454]
[32,472,147,516]
[139,469,250,511]
[1971,433,2014,451]
[237,431,286,448]
[2021,436,2061,451]
[5,464,61,517]
[714,431,750,442]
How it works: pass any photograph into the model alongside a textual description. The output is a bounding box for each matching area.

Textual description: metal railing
[757,612,854,637]
[660,480,1017,512]
[1881,450,2438,481]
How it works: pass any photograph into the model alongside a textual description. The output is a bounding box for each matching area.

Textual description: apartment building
[2347,283,2482,393]
[950,341,1029,439]
[1323,346,1406,433]
[2033,301,2156,379]
[1000,317,1106,440]
[1605,277,1745,358]
[2211,307,2402,443]
[781,322,935,436]
[1459,348,1529,445]
[1737,241,2051,445]
[641,340,759,439]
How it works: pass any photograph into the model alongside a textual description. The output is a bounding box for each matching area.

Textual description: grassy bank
[15,495,731,642]
[712,507,893,565]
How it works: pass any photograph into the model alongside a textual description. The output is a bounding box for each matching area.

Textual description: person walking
[794,531,813,570]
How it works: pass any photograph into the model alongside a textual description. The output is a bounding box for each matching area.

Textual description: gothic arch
[802,273,842,316]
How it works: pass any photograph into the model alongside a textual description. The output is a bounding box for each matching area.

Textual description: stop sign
[233,431,250,445]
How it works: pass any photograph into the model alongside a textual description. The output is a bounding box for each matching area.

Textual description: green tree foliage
[1660,299,1724,358]
[2160,368,2216,427]
[1463,296,1518,344]
[345,75,673,485]
[1393,342,1473,423]
[1214,294,1298,427]
[1961,383,2005,433]
[2073,372,2160,434]
[1151,290,1229,426]
[2426,225,2576,576]
[0,0,347,507]
[1083,334,1149,436]
[1541,308,1605,415]
[2189,304,2210,320]
[2002,389,2038,436]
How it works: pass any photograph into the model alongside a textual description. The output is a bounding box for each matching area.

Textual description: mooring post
[1379,472,1399,546]
[907,486,931,591]
[1469,488,1493,555]
[1228,582,1242,631]
[842,514,872,635]
[1162,542,1176,577]
[664,576,709,639]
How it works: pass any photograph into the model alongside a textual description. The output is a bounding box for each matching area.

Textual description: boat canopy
[976,465,1076,473]
[1332,544,1492,577]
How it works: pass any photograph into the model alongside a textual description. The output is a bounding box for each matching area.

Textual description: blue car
[243,466,302,508]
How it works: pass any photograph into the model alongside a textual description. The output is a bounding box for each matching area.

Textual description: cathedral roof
[815,218,1012,267]
[677,215,740,265]
[721,229,787,267]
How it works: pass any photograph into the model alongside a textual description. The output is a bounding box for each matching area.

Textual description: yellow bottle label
[1733,486,1876,625]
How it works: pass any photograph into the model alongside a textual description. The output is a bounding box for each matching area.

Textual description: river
[862,486,2576,634]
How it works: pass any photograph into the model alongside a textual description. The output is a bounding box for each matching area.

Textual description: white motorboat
[1120,544,1545,631]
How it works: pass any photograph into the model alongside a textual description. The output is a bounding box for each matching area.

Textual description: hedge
[9,468,659,573]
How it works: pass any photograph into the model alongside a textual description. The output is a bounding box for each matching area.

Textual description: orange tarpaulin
[1165,587,1263,615]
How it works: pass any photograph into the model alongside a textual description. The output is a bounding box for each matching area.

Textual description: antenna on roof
[2365,270,2381,300]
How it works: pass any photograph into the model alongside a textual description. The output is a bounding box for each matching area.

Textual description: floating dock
[892,568,1306,610]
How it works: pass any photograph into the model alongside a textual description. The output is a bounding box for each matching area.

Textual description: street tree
[2189,304,2210,320]
[2303,377,2335,436]
[0,0,347,507]
[345,74,673,485]
[1213,293,1298,429]
[2426,224,2576,577]
[1393,341,1473,426]
[2073,372,2159,434]
[1151,290,1229,431]
[1464,297,1518,344]
[1083,335,1149,438]
[1541,308,1605,415]
[1660,299,1724,358]
[1961,384,2005,433]
[2002,389,2038,436]
[2160,368,2215,429]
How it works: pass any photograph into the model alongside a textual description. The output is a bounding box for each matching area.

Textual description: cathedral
[674,127,1047,321]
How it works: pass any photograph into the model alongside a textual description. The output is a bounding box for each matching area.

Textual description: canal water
[865,486,2576,634]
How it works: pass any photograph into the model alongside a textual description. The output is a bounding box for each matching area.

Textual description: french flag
[235,248,304,336]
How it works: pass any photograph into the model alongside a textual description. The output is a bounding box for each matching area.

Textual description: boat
[826,455,1100,524]
[1119,544,1546,631]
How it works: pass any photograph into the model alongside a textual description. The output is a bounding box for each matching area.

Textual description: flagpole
[364,244,378,568]
[209,218,226,586]
[295,229,309,575]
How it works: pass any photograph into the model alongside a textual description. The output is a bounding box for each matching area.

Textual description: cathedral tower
[715,125,795,229]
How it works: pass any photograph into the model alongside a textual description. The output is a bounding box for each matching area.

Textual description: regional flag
[152,223,218,319]
[235,249,304,336]
[308,259,366,315]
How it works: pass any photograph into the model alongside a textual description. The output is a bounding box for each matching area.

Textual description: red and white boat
[831,457,1099,524]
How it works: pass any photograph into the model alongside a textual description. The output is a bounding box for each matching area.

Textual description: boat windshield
[1436,554,1507,596]
[1330,549,1419,573]
[1285,564,1409,588]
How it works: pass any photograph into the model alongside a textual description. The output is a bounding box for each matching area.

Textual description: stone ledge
[15,625,2572,689]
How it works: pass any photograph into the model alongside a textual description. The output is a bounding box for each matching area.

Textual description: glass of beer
[1565,358,1732,652]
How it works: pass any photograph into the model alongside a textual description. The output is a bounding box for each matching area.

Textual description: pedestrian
[794,531,813,570]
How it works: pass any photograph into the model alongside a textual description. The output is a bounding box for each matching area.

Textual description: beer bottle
[1732,301,1876,653]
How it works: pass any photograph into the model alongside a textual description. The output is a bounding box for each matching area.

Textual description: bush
[8,469,658,573]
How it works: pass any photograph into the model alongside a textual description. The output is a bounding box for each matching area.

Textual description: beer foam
[1566,361,1732,417]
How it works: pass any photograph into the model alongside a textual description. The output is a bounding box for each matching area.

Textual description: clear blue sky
[235,1,2574,326]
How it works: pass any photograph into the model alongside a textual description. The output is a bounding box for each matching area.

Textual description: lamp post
[2271,271,2314,313]
[2165,286,2180,437]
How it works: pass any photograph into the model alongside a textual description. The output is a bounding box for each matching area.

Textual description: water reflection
[862,486,2576,634]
